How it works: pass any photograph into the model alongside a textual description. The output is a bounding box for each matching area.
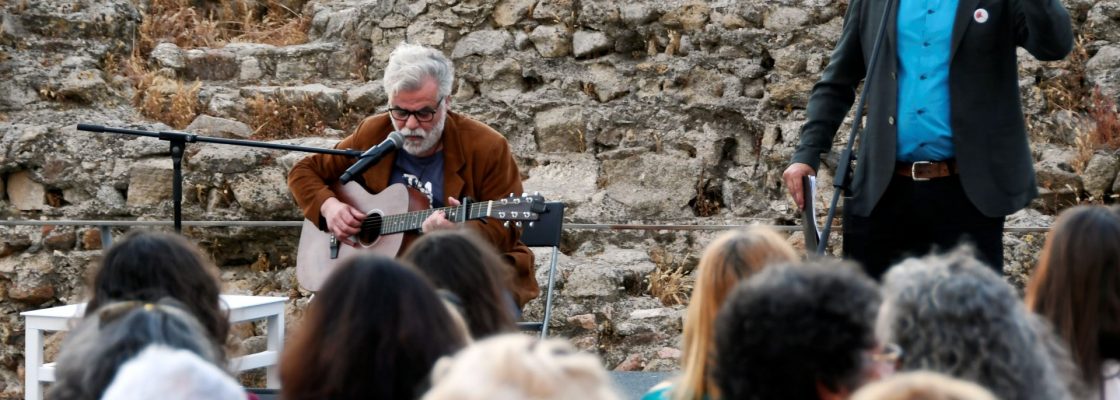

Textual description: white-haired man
[288,43,538,306]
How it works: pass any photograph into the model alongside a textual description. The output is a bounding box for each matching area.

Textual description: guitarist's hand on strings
[321,197,365,246]
[421,197,461,234]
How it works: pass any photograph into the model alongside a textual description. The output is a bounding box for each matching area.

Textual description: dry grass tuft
[137,0,310,56]
[1040,34,1092,112]
[1089,87,1120,150]
[123,52,201,128]
[246,94,328,140]
[647,247,693,306]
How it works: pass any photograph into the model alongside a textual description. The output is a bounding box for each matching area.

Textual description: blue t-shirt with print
[389,151,445,208]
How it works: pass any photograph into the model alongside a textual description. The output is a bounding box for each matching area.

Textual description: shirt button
[923,42,930,47]
[928,9,934,14]
[920,74,927,80]
[917,109,925,115]
[889,116,895,125]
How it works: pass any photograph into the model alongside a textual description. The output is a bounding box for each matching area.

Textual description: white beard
[392,110,446,156]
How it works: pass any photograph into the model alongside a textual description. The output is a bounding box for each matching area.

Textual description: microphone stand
[816,0,895,256]
[76,124,361,233]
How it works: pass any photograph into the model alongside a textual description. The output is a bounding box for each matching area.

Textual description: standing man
[783,0,1073,278]
[288,43,538,306]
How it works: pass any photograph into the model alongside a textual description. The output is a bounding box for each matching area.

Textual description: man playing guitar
[287,43,538,306]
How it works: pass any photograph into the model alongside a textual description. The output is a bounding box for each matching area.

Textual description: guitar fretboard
[372,201,492,235]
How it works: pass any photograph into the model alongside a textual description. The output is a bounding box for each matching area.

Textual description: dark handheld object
[816,0,896,256]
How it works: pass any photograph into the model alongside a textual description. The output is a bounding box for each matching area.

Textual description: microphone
[339,131,404,184]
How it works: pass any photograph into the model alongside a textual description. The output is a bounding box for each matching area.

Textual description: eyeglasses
[388,96,444,122]
[871,342,904,364]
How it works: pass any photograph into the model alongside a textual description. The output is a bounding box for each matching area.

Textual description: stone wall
[1,0,1119,396]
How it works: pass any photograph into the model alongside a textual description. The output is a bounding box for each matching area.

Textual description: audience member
[714,261,885,400]
[1026,205,1120,399]
[879,249,1080,400]
[402,230,517,338]
[48,299,229,400]
[101,345,245,400]
[279,255,468,399]
[422,333,622,400]
[849,371,997,400]
[87,230,229,350]
[643,227,798,400]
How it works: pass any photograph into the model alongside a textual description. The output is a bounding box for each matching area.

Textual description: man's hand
[782,163,817,210]
[422,197,461,233]
[320,197,365,246]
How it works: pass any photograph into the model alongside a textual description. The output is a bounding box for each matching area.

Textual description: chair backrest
[519,202,564,248]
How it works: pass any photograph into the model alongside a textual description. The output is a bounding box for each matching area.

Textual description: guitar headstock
[491,192,547,222]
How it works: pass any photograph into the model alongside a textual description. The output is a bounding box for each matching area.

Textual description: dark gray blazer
[791,0,1073,218]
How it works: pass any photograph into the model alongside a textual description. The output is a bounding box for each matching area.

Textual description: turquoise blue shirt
[896,0,958,162]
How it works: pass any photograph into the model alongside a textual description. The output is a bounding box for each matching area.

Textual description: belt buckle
[911,161,933,181]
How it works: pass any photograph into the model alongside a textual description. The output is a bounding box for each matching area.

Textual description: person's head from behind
[402,230,516,338]
[383,42,454,156]
[422,333,622,400]
[677,226,799,399]
[280,255,468,399]
[880,249,1073,400]
[849,371,998,400]
[88,230,228,347]
[49,299,226,400]
[714,261,884,400]
[1026,205,1120,389]
[101,345,245,400]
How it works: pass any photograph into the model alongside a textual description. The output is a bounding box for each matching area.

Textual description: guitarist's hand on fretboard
[321,197,365,246]
[421,196,462,234]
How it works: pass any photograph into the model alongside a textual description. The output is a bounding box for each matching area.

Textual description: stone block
[346,80,387,111]
[523,154,598,204]
[8,170,46,211]
[493,0,535,27]
[185,115,253,139]
[573,30,611,58]
[230,166,298,218]
[151,42,185,70]
[451,30,511,59]
[126,158,174,208]
[1084,151,1120,196]
[534,106,586,153]
[183,49,239,81]
[764,7,812,32]
[1086,45,1120,98]
[529,25,572,58]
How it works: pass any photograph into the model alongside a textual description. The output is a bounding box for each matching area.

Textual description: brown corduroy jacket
[288,112,539,306]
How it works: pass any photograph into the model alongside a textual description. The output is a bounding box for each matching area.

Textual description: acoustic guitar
[296,182,546,291]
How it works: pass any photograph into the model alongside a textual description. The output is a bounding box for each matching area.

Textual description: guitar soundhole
[358,213,383,246]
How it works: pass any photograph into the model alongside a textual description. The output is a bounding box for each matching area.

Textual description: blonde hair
[422,334,622,400]
[850,371,999,400]
[674,226,798,400]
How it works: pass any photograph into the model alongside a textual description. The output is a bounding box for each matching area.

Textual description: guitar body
[296,182,429,292]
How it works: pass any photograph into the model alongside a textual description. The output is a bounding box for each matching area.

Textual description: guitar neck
[378,202,492,234]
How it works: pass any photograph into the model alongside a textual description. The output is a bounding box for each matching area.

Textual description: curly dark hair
[881,249,1078,400]
[713,260,881,400]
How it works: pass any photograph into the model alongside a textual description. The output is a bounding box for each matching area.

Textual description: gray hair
[383,43,454,101]
[879,249,1081,400]
[47,299,226,400]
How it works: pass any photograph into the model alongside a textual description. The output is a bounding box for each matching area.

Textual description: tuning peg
[503,221,510,228]
[534,191,541,196]
[521,192,528,197]
[515,221,523,228]
[509,192,515,197]
[529,222,535,228]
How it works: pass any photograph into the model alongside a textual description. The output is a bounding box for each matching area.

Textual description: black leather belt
[895,160,958,181]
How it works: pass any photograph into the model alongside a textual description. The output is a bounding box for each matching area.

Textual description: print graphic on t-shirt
[402,173,435,205]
